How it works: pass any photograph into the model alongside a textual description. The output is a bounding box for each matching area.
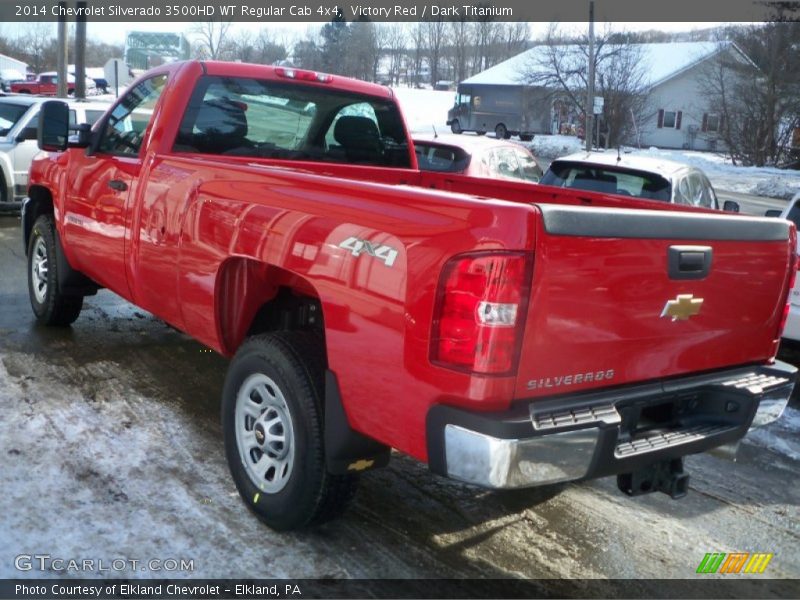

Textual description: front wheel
[450,120,462,134]
[222,332,358,531]
[27,215,83,326]
[495,123,510,139]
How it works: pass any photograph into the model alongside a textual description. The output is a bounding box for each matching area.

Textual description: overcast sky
[0,20,730,47]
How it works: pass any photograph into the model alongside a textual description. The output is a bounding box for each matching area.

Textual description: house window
[658,109,682,130]
[703,113,721,133]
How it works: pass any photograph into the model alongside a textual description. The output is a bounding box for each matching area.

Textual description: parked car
[541,152,740,212]
[0,96,109,204]
[10,71,97,96]
[766,192,800,342]
[413,133,543,182]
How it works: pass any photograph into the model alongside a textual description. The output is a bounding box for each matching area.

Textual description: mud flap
[54,228,99,296]
[324,370,390,475]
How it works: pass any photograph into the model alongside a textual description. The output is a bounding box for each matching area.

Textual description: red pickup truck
[23,61,797,531]
[11,73,69,96]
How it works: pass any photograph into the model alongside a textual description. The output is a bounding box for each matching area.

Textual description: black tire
[0,171,7,203]
[222,331,358,531]
[450,120,462,134]
[27,214,83,326]
[495,123,509,139]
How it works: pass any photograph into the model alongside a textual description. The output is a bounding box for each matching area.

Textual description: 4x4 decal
[338,237,398,267]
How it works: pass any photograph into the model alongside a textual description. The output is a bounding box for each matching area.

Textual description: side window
[84,110,106,125]
[493,148,522,179]
[675,176,692,205]
[69,110,76,127]
[514,149,542,182]
[689,172,714,208]
[97,74,167,156]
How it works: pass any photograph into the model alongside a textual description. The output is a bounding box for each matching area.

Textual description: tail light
[431,252,533,375]
[777,253,799,337]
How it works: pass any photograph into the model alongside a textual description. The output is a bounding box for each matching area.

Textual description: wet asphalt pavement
[0,213,798,591]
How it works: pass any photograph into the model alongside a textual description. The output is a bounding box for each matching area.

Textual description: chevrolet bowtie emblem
[347,459,375,472]
[661,294,703,321]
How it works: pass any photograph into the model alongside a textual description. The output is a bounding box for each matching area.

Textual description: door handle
[108,179,128,192]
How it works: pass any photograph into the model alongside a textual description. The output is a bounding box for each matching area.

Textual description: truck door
[62,75,167,300]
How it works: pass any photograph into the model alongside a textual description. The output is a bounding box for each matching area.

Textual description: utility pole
[585,0,595,152]
[75,0,87,99]
[56,1,68,98]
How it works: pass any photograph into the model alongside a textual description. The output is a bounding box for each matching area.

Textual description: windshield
[0,103,29,136]
[541,160,671,201]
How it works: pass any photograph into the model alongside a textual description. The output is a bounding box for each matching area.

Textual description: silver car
[541,151,740,212]
[0,96,110,205]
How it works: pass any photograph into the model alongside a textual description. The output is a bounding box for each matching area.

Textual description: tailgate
[516,205,794,399]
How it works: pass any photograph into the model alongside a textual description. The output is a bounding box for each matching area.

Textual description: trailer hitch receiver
[617,458,689,499]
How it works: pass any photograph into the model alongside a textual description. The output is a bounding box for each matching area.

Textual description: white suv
[0,96,110,205]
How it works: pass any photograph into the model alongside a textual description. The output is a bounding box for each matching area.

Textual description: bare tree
[522,24,647,147]
[421,18,447,86]
[347,19,380,81]
[19,23,54,73]
[381,23,406,85]
[447,21,471,84]
[700,23,800,166]
[190,21,233,60]
[409,23,426,86]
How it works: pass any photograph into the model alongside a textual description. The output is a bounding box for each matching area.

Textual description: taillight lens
[778,254,799,337]
[431,252,532,375]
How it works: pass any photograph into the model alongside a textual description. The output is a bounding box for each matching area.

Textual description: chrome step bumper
[426,361,795,489]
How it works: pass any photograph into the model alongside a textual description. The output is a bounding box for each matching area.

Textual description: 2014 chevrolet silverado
[22,61,797,530]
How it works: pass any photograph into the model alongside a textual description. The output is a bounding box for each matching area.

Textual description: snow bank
[744,407,800,462]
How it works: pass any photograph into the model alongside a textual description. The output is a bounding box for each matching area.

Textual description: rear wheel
[450,120,462,134]
[27,214,83,326]
[495,123,510,139]
[222,332,358,531]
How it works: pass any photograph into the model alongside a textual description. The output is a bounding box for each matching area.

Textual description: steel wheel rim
[31,236,48,304]
[235,373,295,494]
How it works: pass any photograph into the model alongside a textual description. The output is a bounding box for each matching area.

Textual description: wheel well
[23,186,54,255]
[247,287,324,337]
[216,258,325,357]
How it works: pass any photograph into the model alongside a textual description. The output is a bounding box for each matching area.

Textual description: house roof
[461,41,747,90]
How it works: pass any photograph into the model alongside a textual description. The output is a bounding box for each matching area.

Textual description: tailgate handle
[668,246,712,280]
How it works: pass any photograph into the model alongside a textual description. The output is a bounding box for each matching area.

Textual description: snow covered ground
[392,87,800,201]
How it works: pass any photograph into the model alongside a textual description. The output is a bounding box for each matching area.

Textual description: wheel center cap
[254,424,266,444]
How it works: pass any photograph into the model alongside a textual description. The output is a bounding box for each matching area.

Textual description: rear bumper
[426,361,796,489]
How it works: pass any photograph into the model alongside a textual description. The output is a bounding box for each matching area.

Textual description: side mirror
[37,100,70,151]
[723,200,740,213]
[765,209,783,218]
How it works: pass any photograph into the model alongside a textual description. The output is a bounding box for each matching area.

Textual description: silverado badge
[661,294,703,321]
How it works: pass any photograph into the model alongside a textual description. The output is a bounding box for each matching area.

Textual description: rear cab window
[541,161,671,201]
[173,75,410,168]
